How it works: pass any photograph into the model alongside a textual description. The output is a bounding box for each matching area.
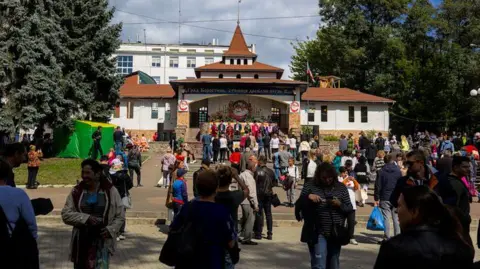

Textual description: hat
[177,168,187,178]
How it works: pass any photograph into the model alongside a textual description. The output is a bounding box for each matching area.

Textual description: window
[169,49,179,52]
[168,76,178,81]
[230,59,234,65]
[169,57,179,68]
[152,56,161,67]
[187,57,196,68]
[187,49,196,54]
[205,49,214,54]
[348,106,355,122]
[127,102,134,119]
[254,74,259,79]
[237,59,241,65]
[361,106,368,123]
[271,107,280,123]
[152,76,161,84]
[244,59,248,65]
[116,56,133,75]
[186,77,195,79]
[321,106,328,122]
[219,74,224,79]
[205,57,214,65]
[114,102,120,118]
[236,74,241,79]
[152,48,162,52]
[151,102,158,119]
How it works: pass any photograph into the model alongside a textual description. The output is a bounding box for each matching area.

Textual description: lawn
[14,158,83,185]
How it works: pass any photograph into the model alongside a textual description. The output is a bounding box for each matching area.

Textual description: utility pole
[178,0,181,44]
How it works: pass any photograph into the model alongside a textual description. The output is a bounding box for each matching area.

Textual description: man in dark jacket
[193,159,210,197]
[0,143,26,187]
[436,150,453,176]
[113,126,124,154]
[448,156,472,233]
[375,133,386,151]
[253,156,275,240]
[263,134,271,160]
[374,154,402,242]
[91,126,103,160]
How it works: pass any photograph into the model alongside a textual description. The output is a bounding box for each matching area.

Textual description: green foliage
[323,135,339,142]
[365,130,377,140]
[291,0,480,133]
[301,125,313,135]
[13,158,83,185]
[0,0,122,132]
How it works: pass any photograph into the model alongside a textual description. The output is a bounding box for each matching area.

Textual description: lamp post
[470,88,480,97]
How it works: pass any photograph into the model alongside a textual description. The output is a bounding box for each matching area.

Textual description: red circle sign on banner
[178,100,189,111]
[290,101,300,113]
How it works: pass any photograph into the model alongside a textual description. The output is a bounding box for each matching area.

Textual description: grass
[14,158,83,185]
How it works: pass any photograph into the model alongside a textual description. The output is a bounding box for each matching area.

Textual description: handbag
[271,193,281,207]
[323,190,350,246]
[122,178,132,209]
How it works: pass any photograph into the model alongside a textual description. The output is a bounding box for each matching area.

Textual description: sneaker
[241,240,258,245]
[266,235,273,240]
[116,237,120,242]
[253,235,262,240]
[349,239,358,245]
[118,234,126,240]
[191,160,197,164]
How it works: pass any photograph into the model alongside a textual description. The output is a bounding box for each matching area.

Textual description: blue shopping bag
[366,206,385,231]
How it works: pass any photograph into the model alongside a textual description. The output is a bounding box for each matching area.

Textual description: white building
[110,25,394,140]
[113,41,255,84]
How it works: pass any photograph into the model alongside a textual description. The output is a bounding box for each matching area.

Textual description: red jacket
[230,152,241,164]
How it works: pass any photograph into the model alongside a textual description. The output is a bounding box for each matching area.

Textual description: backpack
[159,202,208,267]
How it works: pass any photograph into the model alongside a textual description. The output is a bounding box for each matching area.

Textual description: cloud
[110,0,320,79]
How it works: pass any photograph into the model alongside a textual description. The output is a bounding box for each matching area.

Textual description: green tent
[55,120,116,159]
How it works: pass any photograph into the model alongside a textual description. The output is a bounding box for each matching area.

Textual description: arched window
[254,74,259,79]
[236,74,241,79]
[219,74,224,79]
[237,59,241,65]
[244,59,248,65]
[230,59,234,65]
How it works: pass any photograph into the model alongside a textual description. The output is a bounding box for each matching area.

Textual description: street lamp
[471,89,479,97]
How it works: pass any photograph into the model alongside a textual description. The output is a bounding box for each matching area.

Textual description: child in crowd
[339,166,359,245]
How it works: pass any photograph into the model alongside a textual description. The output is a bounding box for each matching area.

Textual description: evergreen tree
[53,0,122,122]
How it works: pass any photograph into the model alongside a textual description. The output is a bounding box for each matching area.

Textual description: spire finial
[237,0,241,25]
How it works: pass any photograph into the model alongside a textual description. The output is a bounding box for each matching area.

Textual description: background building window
[114,102,120,118]
[187,49,196,54]
[219,74,223,78]
[348,106,355,122]
[151,102,158,119]
[169,57,179,68]
[236,74,241,79]
[187,57,196,68]
[361,106,368,123]
[127,102,134,119]
[244,59,248,65]
[230,59,234,65]
[321,106,328,122]
[205,57,214,65]
[168,76,178,81]
[152,56,161,67]
[116,55,133,75]
[205,49,214,54]
[254,74,259,79]
[152,76,161,84]
[308,111,315,122]
[169,49,179,53]
[237,59,241,65]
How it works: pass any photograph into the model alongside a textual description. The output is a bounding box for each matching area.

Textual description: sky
[110,0,321,79]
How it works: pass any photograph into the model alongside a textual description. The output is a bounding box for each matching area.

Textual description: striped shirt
[300,180,353,236]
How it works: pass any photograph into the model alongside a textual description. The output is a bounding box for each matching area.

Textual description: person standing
[127,145,142,187]
[212,135,220,164]
[278,145,292,176]
[299,139,311,160]
[253,156,275,240]
[27,145,43,189]
[436,150,453,176]
[270,134,280,154]
[201,132,213,161]
[263,134,271,160]
[375,133,386,151]
[171,168,188,217]
[226,122,234,140]
[339,135,348,152]
[285,157,300,207]
[218,120,226,135]
[193,159,210,198]
[233,120,242,136]
[256,134,264,158]
[91,126,103,160]
[289,135,297,160]
[244,122,251,134]
[339,166,360,245]
[219,134,228,164]
[347,133,354,153]
[374,154,402,243]
[160,148,176,188]
[354,156,370,207]
[251,121,259,138]
[272,149,281,186]
[113,126,124,154]
[295,162,353,269]
[440,136,455,154]
[239,161,259,245]
[211,122,218,138]
[302,149,318,184]
[0,143,26,187]
[229,149,241,174]
[240,133,248,152]
[447,156,472,234]
[240,148,253,173]
[61,159,125,269]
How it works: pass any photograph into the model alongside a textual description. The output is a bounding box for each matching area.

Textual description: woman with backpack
[354,156,370,207]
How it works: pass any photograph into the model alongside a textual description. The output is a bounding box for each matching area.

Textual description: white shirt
[341,156,353,167]
[270,138,280,149]
[289,138,297,149]
[306,160,317,178]
[240,170,258,209]
[287,165,300,182]
[219,137,228,148]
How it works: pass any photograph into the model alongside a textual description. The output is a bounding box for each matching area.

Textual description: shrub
[323,135,339,142]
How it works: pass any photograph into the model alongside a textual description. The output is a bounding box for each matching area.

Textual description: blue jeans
[308,234,341,269]
[203,145,212,160]
[114,141,123,154]
[225,251,235,269]
[274,167,280,183]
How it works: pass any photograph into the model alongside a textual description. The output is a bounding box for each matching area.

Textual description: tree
[291,0,480,133]
[53,0,122,122]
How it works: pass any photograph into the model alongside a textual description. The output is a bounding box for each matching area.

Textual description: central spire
[223,25,256,57]
[237,0,241,25]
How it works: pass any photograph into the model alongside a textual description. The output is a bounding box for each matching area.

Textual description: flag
[307,61,315,83]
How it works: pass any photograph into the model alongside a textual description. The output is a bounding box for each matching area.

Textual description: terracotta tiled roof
[223,25,256,57]
[120,84,175,98]
[171,78,306,85]
[302,87,394,103]
[195,61,283,72]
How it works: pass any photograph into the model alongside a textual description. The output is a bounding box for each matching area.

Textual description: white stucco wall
[110,99,177,131]
[300,102,390,131]
[200,72,277,79]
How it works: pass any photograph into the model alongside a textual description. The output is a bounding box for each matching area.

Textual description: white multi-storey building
[113,41,256,84]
